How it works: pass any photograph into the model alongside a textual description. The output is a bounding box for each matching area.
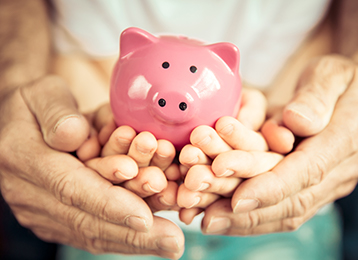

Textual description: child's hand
[178,117,284,223]
[85,124,180,212]
[177,88,292,224]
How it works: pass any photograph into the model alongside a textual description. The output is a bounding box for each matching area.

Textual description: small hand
[178,89,285,224]
[86,112,180,212]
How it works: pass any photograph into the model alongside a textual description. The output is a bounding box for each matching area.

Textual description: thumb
[237,87,267,131]
[21,75,90,151]
[283,55,356,136]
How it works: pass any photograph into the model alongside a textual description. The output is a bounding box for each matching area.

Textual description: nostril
[179,102,187,111]
[158,98,166,107]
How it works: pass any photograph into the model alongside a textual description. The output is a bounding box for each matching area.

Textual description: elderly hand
[0,76,184,259]
[201,55,358,235]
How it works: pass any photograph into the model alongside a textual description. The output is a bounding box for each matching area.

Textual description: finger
[200,198,312,235]
[127,131,158,167]
[179,164,189,178]
[261,117,295,154]
[0,137,155,232]
[179,208,203,225]
[4,177,184,258]
[184,165,242,197]
[202,176,357,236]
[212,150,284,178]
[231,74,358,213]
[92,103,113,131]
[164,163,181,181]
[190,125,231,159]
[146,181,179,212]
[215,116,268,151]
[177,184,220,209]
[237,88,267,131]
[85,155,138,183]
[101,125,137,157]
[29,211,185,258]
[227,152,358,230]
[0,171,153,238]
[150,139,176,171]
[123,166,167,198]
[76,127,101,161]
[179,144,212,168]
[20,75,90,151]
[283,55,356,136]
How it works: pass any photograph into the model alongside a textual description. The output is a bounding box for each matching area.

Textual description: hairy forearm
[0,0,50,96]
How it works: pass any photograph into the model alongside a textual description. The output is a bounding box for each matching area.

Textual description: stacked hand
[199,55,358,235]
[0,76,184,259]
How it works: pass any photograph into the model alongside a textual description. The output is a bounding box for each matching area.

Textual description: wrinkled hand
[201,55,358,235]
[0,76,184,259]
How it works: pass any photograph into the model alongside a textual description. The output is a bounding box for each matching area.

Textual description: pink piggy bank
[110,27,242,150]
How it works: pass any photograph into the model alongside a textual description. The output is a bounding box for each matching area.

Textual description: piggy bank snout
[150,91,196,124]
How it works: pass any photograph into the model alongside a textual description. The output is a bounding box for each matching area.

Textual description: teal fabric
[57,205,342,260]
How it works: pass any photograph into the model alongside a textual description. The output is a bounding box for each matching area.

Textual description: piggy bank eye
[158,98,166,107]
[179,102,187,111]
[190,66,197,73]
[162,62,170,69]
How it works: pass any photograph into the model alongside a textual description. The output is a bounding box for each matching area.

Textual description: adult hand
[0,76,184,259]
[201,55,358,235]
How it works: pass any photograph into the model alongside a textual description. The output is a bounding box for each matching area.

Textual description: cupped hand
[0,76,184,259]
[178,88,286,223]
[86,105,181,212]
[202,55,358,236]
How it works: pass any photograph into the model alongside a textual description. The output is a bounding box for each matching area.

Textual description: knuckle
[282,217,303,231]
[75,213,97,239]
[245,211,260,229]
[310,55,354,80]
[51,173,76,206]
[123,228,148,251]
[266,171,292,203]
[291,192,314,217]
[307,153,329,186]
[66,210,100,242]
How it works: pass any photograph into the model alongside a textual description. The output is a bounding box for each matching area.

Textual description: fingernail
[219,124,234,136]
[196,135,211,146]
[187,197,201,208]
[196,182,210,191]
[285,103,314,123]
[205,217,231,234]
[143,183,161,193]
[135,144,152,155]
[233,199,259,213]
[156,237,180,253]
[216,169,234,177]
[115,170,135,180]
[187,156,199,165]
[125,216,148,232]
[159,196,173,206]
[53,114,81,133]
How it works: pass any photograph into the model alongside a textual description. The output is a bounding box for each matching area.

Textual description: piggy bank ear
[120,27,157,59]
[207,43,240,73]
